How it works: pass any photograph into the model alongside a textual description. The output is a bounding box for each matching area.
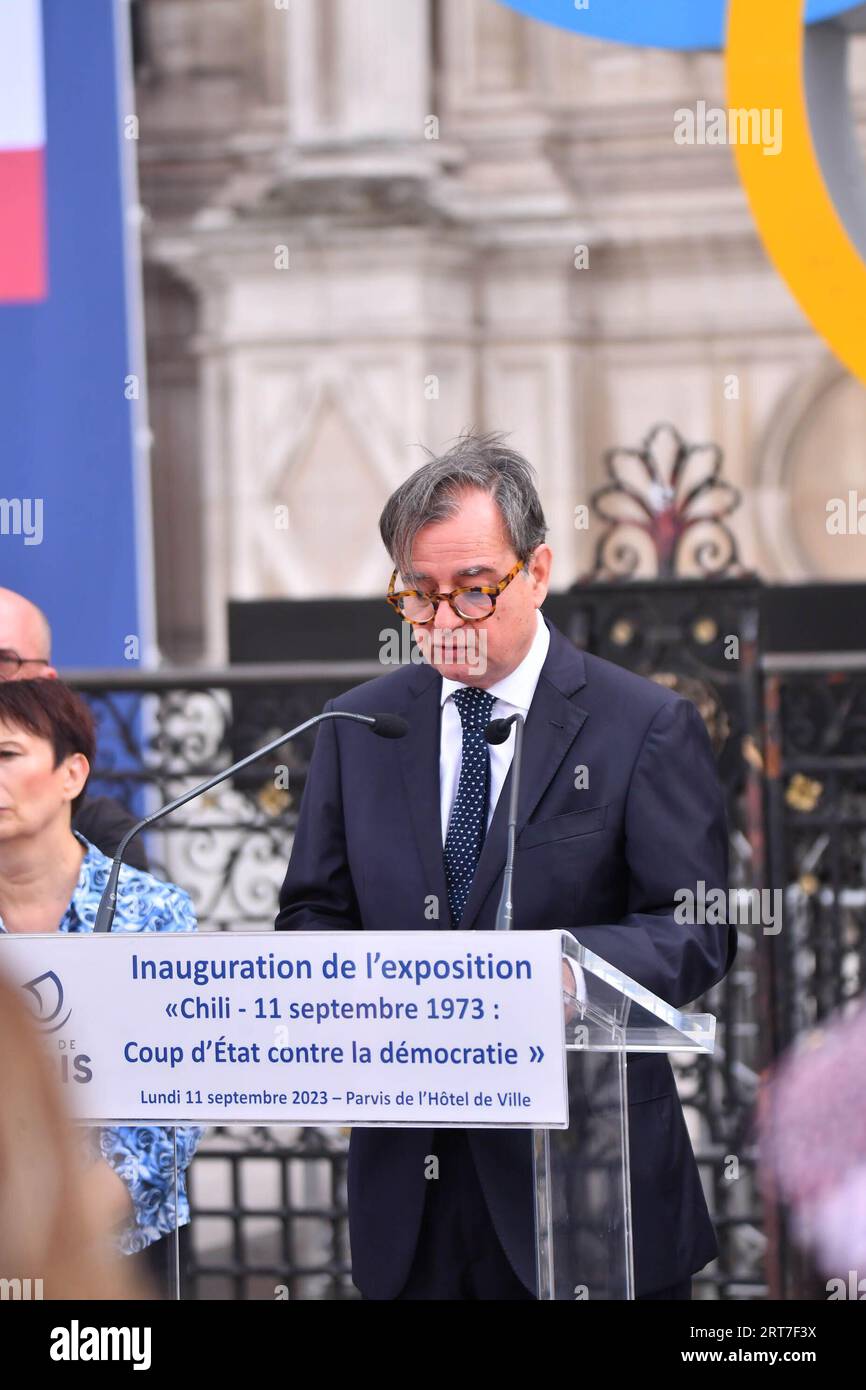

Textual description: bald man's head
[0,588,56,679]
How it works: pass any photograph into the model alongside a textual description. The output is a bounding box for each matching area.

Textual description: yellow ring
[726,0,866,386]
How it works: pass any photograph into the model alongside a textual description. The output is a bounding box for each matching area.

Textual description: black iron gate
[69,576,865,1300]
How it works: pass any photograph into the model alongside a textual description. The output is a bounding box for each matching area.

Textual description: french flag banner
[0,0,47,301]
[0,0,154,674]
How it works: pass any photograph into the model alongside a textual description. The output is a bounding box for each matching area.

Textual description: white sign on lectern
[0,930,568,1127]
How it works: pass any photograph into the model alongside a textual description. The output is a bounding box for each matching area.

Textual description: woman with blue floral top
[0,677,205,1295]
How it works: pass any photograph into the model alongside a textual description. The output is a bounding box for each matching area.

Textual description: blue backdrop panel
[0,0,144,669]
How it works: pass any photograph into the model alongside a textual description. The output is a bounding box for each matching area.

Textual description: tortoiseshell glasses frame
[386,559,526,624]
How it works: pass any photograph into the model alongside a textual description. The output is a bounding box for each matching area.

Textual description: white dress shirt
[439,608,550,844]
[438,609,586,998]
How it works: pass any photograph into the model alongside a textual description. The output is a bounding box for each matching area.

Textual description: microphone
[485,716,516,746]
[485,713,525,931]
[93,709,408,933]
[367,713,409,739]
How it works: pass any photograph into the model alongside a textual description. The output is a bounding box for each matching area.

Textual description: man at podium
[276,431,736,1300]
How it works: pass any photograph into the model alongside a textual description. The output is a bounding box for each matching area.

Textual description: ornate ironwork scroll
[585,422,745,581]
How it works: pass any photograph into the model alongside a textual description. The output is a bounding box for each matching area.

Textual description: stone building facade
[134,0,866,663]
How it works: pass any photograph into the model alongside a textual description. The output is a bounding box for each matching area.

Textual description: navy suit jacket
[275,615,736,1297]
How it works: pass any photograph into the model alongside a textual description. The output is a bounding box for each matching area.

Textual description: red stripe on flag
[0,146,47,302]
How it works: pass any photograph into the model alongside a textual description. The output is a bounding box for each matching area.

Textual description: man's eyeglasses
[386,560,526,624]
[0,650,51,679]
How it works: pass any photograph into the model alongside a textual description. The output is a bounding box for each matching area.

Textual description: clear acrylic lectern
[154,929,716,1301]
[533,932,716,1301]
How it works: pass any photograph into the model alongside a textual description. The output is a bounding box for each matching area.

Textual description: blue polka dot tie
[444,686,495,927]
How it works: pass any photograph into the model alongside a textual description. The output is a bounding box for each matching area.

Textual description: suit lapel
[396,660,452,928]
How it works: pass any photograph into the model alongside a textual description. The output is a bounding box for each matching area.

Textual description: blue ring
[495,0,866,52]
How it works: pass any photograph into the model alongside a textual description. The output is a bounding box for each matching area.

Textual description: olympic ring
[727,0,866,386]
[496,0,861,52]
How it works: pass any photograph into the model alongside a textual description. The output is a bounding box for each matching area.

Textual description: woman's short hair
[0,679,95,815]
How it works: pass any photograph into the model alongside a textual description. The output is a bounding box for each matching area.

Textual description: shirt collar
[440,608,550,714]
[0,829,101,935]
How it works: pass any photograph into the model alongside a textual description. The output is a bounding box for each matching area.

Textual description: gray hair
[379,430,548,581]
